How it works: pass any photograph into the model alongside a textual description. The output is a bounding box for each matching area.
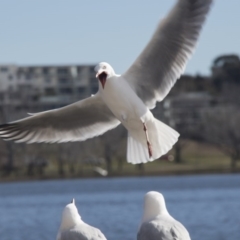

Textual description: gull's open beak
[96,71,107,89]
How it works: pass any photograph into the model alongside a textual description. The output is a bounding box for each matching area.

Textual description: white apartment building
[0,64,98,108]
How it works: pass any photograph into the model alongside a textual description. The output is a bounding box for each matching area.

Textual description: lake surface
[0,174,240,240]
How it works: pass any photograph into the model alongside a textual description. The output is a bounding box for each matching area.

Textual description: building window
[45,88,56,96]
[58,78,68,84]
[90,77,96,85]
[25,74,31,80]
[78,87,85,94]
[45,78,51,83]
[89,66,96,78]
[8,75,13,80]
[90,66,95,72]
[58,68,68,75]
[42,67,49,74]
[60,88,73,94]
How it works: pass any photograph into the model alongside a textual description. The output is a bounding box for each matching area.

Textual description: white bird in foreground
[56,199,107,240]
[138,191,191,240]
[0,0,213,164]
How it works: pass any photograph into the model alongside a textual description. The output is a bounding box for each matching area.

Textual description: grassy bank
[1,141,240,182]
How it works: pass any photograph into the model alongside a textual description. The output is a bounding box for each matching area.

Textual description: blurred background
[0,1,240,240]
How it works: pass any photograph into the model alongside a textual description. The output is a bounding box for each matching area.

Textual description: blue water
[0,174,240,240]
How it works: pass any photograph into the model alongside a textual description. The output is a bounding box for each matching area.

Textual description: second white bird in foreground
[138,191,191,240]
[56,199,107,240]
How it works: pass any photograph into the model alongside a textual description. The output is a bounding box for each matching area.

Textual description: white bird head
[142,191,168,223]
[60,198,82,231]
[95,62,115,89]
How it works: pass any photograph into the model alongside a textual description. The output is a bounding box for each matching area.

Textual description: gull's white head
[60,198,82,231]
[95,62,115,89]
[142,191,168,223]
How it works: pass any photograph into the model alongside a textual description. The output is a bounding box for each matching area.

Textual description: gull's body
[57,199,107,240]
[0,0,213,164]
[98,74,147,125]
[138,191,191,240]
[98,71,178,163]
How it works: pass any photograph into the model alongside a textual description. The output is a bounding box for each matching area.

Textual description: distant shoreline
[1,167,239,184]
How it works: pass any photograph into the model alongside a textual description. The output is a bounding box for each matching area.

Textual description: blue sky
[0,0,239,75]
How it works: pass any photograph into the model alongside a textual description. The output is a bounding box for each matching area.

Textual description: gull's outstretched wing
[123,0,213,109]
[0,94,120,143]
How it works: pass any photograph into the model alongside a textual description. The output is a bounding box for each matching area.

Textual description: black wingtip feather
[0,123,17,130]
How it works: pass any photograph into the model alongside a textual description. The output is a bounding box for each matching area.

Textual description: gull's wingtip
[0,123,16,131]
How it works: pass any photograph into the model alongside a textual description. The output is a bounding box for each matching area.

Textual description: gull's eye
[102,66,106,69]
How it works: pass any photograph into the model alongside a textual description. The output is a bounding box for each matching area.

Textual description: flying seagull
[56,198,107,240]
[138,191,191,240]
[0,0,213,164]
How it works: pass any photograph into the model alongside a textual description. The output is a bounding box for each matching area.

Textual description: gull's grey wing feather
[59,225,107,240]
[138,220,191,240]
[138,221,174,240]
[123,0,213,109]
[0,94,120,143]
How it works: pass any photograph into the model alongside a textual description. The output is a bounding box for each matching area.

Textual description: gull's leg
[143,122,152,158]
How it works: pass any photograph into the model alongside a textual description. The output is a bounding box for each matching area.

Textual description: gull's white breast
[99,75,151,131]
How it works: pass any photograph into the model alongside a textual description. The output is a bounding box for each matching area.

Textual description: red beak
[97,72,107,89]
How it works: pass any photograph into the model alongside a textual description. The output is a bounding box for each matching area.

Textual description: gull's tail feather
[127,134,149,164]
[127,118,179,164]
